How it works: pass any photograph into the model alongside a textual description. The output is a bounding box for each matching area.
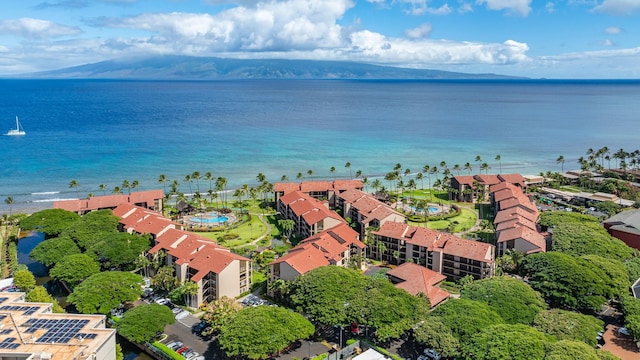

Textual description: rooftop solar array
[0,297,8,304]
[0,337,19,349]
[0,329,12,334]
[21,318,91,344]
[0,305,38,315]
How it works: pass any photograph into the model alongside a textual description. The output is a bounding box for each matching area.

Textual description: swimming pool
[188,212,229,224]
[408,205,440,213]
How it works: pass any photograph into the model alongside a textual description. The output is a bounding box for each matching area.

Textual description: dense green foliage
[532,309,604,347]
[218,306,314,359]
[20,209,80,236]
[67,271,143,314]
[539,212,636,261]
[26,286,65,313]
[201,296,242,335]
[461,276,546,324]
[431,298,504,344]
[462,324,552,360]
[49,253,101,286]
[620,296,640,339]
[289,266,428,340]
[520,252,611,311]
[13,269,36,292]
[86,232,151,270]
[61,209,119,250]
[29,236,81,267]
[290,266,367,326]
[623,257,640,283]
[116,304,175,343]
[152,266,179,293]
[580,255,630,299]
[412,316,460,358]
[544,340,601,360]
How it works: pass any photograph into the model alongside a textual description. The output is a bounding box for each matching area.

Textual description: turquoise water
[1,79,639,214]
[188,213,229,224]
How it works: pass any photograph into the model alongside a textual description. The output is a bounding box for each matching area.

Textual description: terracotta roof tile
[498,173,526,185]
[387,263,450,307]
[496,224,546,252]
[270,245,331,275]
[452,175,475,185]
[474,174,501,185]
[494,207,538,224]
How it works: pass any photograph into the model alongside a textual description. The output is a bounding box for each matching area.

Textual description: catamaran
[5,116,25,136]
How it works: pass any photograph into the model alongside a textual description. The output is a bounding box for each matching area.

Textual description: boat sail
[5,116,25,136]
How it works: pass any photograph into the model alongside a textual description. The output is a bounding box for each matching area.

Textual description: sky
[0,0,639,78]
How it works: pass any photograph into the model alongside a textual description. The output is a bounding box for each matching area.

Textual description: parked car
[155,298,171,306]
[618,327,630,336]
[192,321,208,334]
[176,346,189,354]
[166,341,183,351]
[422,348,441,360]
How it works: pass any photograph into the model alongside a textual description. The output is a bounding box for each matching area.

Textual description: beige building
[277,191,344,239]
[335,188,406,238]
[0,292,116,360]
[373,222,495,280]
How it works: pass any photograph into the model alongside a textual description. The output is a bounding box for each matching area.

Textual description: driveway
[602,324,640,360]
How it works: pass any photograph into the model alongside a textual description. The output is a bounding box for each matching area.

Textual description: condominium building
[277,191,344,239]
[335,188,406,238]
[54,190,164,215]
[373,222,495,280]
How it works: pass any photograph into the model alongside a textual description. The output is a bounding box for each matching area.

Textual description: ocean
[1,79,639,214]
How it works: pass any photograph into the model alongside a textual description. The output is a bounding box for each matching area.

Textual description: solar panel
[31,318,93,344]
[0,329,12,334]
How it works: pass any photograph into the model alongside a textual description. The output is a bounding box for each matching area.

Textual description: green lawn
[408,206,477,232]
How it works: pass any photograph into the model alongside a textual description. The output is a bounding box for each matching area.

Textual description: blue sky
[0,0,639,78]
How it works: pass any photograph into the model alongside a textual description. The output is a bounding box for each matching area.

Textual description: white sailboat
[5,116,26,136]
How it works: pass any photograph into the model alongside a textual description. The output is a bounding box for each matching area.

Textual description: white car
[618,327,631,336]
[155,298,171,306]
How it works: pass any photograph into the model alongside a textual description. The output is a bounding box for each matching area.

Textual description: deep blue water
[1,79,639,214]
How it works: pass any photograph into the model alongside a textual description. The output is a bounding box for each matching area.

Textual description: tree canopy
[430,298,504,344]
[86,232,151,270]
[201,296,242,335]
[29,236,81,267]
[538,212,636,261]
[116,304,175,343]
[413,316,460,358]
[532,309,604,347]
[462,324,553,360]
[19,208,80,236]
[26,286,65,313]
[580,255,630,300]
[217,306,314,360]
[461,276,546,324]
[520,252,611,311]
[13,269,36,292]
[620,295,640,340]
[289,266,428,340]
[49,253,101,286]
[67,271,143,314]
[61,209,119,250]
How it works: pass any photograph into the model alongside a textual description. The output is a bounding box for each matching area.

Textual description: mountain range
[20,56,521,80]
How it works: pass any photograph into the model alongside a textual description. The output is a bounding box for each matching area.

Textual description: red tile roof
[496,225,546,253]
[300,181,333,193]
[270,244,330,275]
[274,180,363,195]
[494,207,538,224]
[54,190,163,213]
[474,174,501,185]
[274,182,301,193]
[375,222,495,263]
[386,263,450,307]
[498,173,526,185]
[499,195,538,214]
[332,179,363,191]
[452,175,475,186]
[494,216,537,232]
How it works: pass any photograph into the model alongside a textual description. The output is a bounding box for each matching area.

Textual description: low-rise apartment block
[373,222,495,280]
[335,188,406,237]
[54,190,164,215]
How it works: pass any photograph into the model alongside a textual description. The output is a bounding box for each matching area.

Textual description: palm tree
[113,186,122,194]
[4,196,14,217]
[307,169,313,178]
[205,171,214,192]
[556,155,565,173]
[69,179,80,198]
[98,184,107,196]
[415,172,424,190]
[464,162,472,175]
[371,179,382,194]
[330,166,336,180]
[345,162,352,179]
[192,171,201,194]
[481,163,489,174]
[216,177,228,208]
[453,164,461,176]
[281,175,288,182]
[122,179,131,194]
[184,174,193,194]
[474,156,482,170]
[355,169,362,179]
[296,172,303,180]
[158,174,167,194]
[495,154,502,174]
[131,180,139,192]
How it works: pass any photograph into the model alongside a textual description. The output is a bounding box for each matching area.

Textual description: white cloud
[458,1,474,12]
[405,23,433,39]
[594,0,640,15]
[0,18,81,39]
[601,39,616,46]
[476,0,532,16]
[605,26,623,34]
[545,2,555,13]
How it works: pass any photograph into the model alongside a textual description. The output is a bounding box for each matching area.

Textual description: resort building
[149,228,252,308]
[490,182,546,257]
[0,291,116,360]
[385,263,450,308]
[273,180,363,209]
[277,191,344,239]
[54,190,164,215]
[267,223,365,285]
[335,188,406,238]
[449,173,526,203]
[111,204,251,308]
[373,222,495,280]
[603,210,640,251]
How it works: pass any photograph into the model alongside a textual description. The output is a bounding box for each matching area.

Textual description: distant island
[17,55,524,80]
